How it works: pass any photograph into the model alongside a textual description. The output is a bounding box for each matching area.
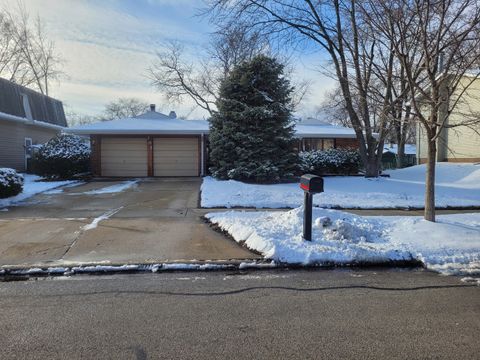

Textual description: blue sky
[1,0,334,119]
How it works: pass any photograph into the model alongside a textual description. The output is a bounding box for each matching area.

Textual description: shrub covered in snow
[0,168,24,198]
[31,134,90,179]
[299,148,361,175]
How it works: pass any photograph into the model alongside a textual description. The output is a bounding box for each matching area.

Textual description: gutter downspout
[200,133,205,176]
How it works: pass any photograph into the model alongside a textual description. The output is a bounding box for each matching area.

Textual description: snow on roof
[68,111,358,138]
[383,144,416,155]
[68,111,209,135]
[0,110,65,130]
[294,124,356,138]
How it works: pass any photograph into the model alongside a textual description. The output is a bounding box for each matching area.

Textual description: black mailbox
[300,174,324,193]
[300,174,324,241]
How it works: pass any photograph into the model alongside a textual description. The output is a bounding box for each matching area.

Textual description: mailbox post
[300,174,324,241]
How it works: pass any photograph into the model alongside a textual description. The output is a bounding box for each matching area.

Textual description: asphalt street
[0,268,479,360]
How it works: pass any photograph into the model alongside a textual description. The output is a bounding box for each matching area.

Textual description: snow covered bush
[0,168,24,198]
[299,148,361,175]
[31,134,90,179]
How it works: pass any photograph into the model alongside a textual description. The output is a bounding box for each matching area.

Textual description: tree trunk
[424,138,436,222]
[364,154,381,177]
[396,144,405,169]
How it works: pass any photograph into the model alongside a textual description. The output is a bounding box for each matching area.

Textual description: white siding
[0,119,59,171]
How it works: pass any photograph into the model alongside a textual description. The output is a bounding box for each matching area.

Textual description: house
[416,74,480,163]
[0,78,66,171]
[68,105,361,177]
[382,144,417,169]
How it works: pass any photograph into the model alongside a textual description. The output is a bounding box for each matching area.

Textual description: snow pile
[207,208,412,265]
[0,174,76,208]
[83,180,138,195]
[387,214,480,275]
[206,208,480,276]
[201,163,480,209]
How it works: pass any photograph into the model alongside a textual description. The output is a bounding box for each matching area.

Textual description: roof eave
[0,111,65,131]
[66,129,209,135]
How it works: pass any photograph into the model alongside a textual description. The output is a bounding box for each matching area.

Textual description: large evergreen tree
[208,55,297,183]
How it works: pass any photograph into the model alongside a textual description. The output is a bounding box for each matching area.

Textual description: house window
[323,139,335,149]
[303,138,335,151]
[304,139,323,151]
[21,93,33,120]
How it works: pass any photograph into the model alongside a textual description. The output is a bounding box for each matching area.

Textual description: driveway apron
[0,178,259,267]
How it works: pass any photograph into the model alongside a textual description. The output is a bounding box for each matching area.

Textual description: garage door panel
[101,137,147,177]
[153,138,199,177]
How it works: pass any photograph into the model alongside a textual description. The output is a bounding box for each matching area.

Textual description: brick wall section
[335,138,359,149]
[90,135,101,176]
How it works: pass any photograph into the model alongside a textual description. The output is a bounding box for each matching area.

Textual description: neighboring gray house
[0,78,66,171]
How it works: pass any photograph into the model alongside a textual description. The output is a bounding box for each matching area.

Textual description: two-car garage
[99,136,201,177]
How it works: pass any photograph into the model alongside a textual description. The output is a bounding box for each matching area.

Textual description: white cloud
[0,0,209,118]
[0,0,334,120]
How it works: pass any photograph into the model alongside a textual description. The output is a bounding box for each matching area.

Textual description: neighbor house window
[21,93,33,120]
[303,138,335,151]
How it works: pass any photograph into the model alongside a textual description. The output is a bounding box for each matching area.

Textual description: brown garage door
[101,137,148,177]
[153,137,199,176]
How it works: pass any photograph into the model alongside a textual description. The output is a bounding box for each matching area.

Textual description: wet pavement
[0,178,259,268]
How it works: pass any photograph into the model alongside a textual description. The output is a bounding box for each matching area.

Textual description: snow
[383,144,416,155]
[0,174,77,208]
[37,134,90,159]
[206,208,480,276]
[68,116,210,135]
[294,124,356,138]
[68,110,358,138]
[1,262,248,276]
[0,168,23,188]
[44,182,86,195]
[83,180,138,195]
[82,207,123,231]
[201,163,480,209]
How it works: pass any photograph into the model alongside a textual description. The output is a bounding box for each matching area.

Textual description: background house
[69,106,362,177]
[416,74,480,163]
[0,78,66,171]
[382,144,417,169]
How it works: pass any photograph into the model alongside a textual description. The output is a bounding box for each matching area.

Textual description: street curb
[0,259,423,280]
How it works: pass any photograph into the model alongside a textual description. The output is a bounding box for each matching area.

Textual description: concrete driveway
[0,178,259,268]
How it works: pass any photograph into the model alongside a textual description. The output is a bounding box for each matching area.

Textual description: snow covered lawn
[206,208,480,276]
[0,174,76,209]
[201,163,480,209]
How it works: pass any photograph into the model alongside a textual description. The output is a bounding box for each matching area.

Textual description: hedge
[299,148,361,175]
[31,134,90,180]
[0,168,24,198]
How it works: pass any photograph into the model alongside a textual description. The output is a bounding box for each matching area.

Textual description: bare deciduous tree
[0,4,62,95]
[148,22,307,116]
[148,40,218,115]
[102,97,150,121]
[368,0,480,221]
[207,0,400,177]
